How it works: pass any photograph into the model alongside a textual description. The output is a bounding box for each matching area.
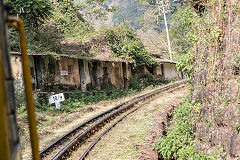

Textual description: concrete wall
[79,60,126,91]
[96,61,104,90]
[59,57,80,86]
[10,54,130,91]
[163,63,182,80]
[113,62,124,89]
[101,62,125,89]
[123,63,131,90]
[10,55,22,80]
[34,56,60,90]
[28,56,37,89]
[134,66,151,76]
[10,55,37,89]
[79,60,91,91]
[154,65,163,76]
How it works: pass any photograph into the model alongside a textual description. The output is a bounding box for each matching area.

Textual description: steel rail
[40,102,127,158]
[79,80,187,160]
[40,82,172,159]
[80,101,142,160]
[49,80,187,160]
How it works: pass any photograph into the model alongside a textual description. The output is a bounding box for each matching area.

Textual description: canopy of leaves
[6,0,52,28]
[7,0,109,53]
[169,6,197,55]
[8,0,156,67]
[104,24,156,67]
[170,6,199,76]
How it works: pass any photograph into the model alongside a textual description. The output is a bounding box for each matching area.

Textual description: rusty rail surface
[40,80,187,160]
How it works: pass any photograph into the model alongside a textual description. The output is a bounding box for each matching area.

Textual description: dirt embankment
[134,99,183,160]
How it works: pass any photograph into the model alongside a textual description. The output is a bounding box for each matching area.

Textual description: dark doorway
[122,63,129,90]
[34,57,44,90]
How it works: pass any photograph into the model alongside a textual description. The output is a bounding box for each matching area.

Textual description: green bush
[34,75,168,113]
[153,98,223,160]
[129,75,169,91]
[170,6,199,76]
[174,50,194,77]
[104,24,156,67]
[170,6,198,55]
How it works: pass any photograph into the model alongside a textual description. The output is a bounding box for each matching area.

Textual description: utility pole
[156,0,172,60]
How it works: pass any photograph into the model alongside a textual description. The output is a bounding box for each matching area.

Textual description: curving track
[39,80,187,160]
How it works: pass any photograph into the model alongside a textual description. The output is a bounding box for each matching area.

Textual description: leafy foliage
[34,75,168,112]
[6,0,53,28]
[7,0,109,53]
[169,6,198,55]
[153,98,223,160]
[169,6,201,76]
[104,24,156,67]
[50,0,95,41]
[175,50,194,77]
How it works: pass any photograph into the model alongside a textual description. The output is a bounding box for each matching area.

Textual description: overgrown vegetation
[153,97,224,159]
[104,24,156,67]
[30,75,169,113]
[170,6,199,76]
[7,0,109,53]
[170,6,197,55]
[16,75,169,114]
[7,0,157,68]
[16,76,170,155]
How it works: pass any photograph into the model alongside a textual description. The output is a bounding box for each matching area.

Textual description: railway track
[39,80,187,160]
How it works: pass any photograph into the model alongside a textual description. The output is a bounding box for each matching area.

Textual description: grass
[86,84,188,160]
[16,75,171,158]
[33,75,170,113]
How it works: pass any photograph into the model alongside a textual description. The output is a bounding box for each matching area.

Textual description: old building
[132,59,182,80]
[10,34,182,92]
[154,59,183,80]
[10,52,130,92]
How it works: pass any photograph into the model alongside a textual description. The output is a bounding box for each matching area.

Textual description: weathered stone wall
[96,61,104,90]
[163,63,182,80]
[79,60,91,91]
[10,54,37,89]
[101,61,124,89]
[79,60,126,91]
[154,65,163,77]
[191,0,240,158]
[59,57,81,86]
[112,62,124,89]
[10,54,130,91]
[10,55,22,79]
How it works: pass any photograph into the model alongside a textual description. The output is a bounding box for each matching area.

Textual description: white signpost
[49,93,65,109]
